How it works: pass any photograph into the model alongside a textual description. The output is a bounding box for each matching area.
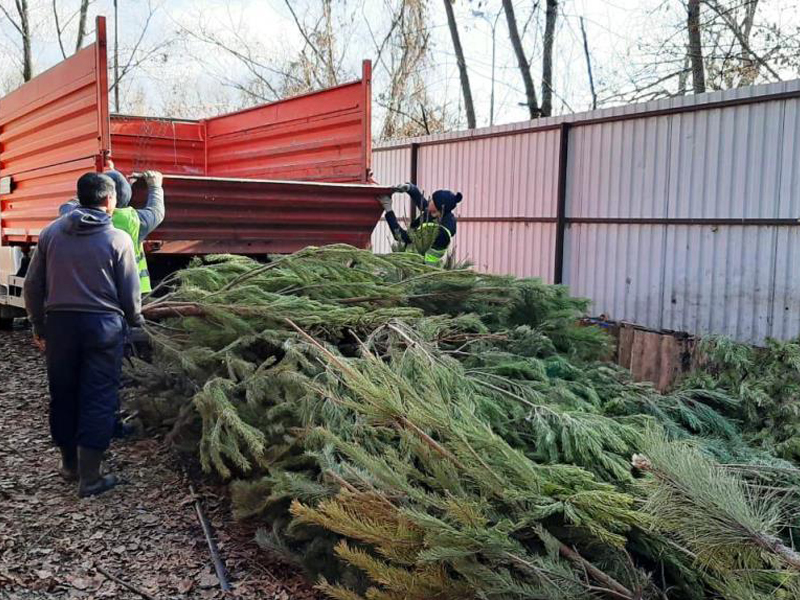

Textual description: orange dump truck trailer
[0,16,389,325]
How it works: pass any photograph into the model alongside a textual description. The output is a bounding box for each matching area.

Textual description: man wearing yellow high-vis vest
[59,170,164,439]
[60,170,164,294]
[379,183,463,266]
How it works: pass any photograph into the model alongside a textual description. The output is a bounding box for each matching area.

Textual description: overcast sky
[1,0,799,130]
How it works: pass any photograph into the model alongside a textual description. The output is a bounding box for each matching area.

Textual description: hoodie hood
[62,207,112,236]
[105,170,132,208]
[431,190,463,215]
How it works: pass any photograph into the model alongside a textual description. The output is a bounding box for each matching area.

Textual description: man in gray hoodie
[60,168,164,438]
[24,173,142,498]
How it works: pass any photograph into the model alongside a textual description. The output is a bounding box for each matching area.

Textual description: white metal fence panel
[370,146,411,253]
[772,228,800,337]
[415,129,560,219]
[410,129,560,281]
[659,225,777,341]
[667,101,785,219]
[453,221,556,280]
[564,224,667,328]
[566,116,672,218]
[374,79,800,343]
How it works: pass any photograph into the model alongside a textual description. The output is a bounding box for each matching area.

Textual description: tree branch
[703,0,781,81]
[75,0,90,53]
[283,0,333,81]
[52,0,67,59]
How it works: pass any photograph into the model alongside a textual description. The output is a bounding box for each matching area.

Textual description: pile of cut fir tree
[127,245,800,600]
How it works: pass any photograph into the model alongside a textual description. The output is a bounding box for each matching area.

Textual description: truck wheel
[0,317,13,331]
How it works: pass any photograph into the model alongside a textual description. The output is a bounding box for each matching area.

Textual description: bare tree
[109,1,176,113]
[53,0,91,59]
[184,0,450,138]
[443,0,475,128]
[283,0,342,89]
[540,0,557,117]
[0,0,33,81]
[75,0,89,52]
[367,0,442,139]
[579,16,596,110]
[600,0,799,107]
[687,0,706,93]
[502,0,539,119]
[703,0,780,84]
[677,52,690,95]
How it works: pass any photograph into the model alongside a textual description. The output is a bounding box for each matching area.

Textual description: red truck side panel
[204,62,372,183]
[0,17,109,244]
[0,25,381,255]
[109,117,205,176]
[134,175,389,254]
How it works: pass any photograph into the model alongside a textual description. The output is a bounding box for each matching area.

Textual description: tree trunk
[1,0,33,80]
[114,0,120,113]
[501,0,539,119]
[678,51,690,95]
[738,0,759,85]
[18,0,32,81]
[442,0,476,129]
[75,0,90,53]
[541,0,557,117]
[687,0,705,94]
[579,16,596,110]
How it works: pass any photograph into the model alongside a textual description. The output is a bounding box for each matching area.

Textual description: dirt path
[0,329,319,600]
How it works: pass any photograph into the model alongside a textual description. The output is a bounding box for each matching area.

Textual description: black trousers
[45,311,125,451]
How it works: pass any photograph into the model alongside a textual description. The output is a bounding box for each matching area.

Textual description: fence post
[409,142,419,222]
[553,123,570,284]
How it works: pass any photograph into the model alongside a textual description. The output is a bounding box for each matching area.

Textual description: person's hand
[32,335,46,353]
[107,158,115,170]
[393,183,411,193]
[378,195,393,212]
[143,171,163,188]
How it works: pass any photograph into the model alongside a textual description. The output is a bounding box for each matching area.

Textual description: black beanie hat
[431,190,463,214]
[104,170,132,208]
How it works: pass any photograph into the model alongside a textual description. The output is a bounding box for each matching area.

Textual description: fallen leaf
[177,578,194,593]
[139,513,158,525]
[198,572,219,589]
[70,576,89,590]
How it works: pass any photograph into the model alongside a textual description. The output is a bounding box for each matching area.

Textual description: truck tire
[0,317,13,331]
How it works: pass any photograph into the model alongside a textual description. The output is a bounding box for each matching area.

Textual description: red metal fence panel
[0,17,109,244]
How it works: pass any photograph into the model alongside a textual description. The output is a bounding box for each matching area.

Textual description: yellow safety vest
[416,221,452,266]
[112,207,151,293]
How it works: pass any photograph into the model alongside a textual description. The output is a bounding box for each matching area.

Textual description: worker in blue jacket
[379,183,463,265]
[60,169,164,439]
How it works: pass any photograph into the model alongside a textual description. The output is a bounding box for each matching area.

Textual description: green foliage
[634,431,800,595]
[681,336,800,460]
[131,245,800,600]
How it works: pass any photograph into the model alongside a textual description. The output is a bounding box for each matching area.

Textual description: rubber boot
[59,446,78,482]
[77,447,119,498]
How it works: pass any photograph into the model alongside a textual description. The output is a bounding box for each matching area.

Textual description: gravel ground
[0,328,319,600]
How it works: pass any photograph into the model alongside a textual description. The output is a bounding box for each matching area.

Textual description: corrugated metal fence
[372,80,800,343]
